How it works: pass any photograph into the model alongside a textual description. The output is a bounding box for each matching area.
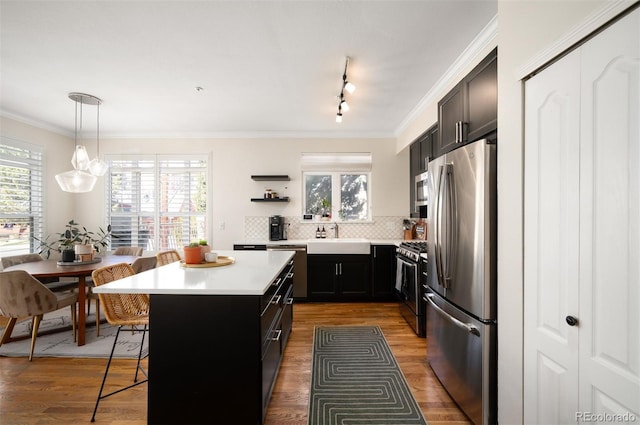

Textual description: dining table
[3,254,139,346]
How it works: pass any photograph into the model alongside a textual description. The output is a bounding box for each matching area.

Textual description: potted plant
[199,239,210,261]
[183,241,203,264]
[321,198,331,221]
[33,219,113,262]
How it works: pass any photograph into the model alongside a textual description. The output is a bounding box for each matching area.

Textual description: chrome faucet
[330,222,339,238]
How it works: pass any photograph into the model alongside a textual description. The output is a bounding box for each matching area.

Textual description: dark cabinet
[148,259,294,425]
[371,244,397,300]
[436,48,497,157]
[409,123,437,217]
[308,254,370,301]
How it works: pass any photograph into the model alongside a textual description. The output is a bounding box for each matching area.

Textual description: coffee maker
[269,215,286,241]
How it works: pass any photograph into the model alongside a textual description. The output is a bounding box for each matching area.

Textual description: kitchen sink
[306,238,371,255]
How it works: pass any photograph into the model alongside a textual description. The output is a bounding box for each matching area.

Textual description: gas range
[397,241,428,262]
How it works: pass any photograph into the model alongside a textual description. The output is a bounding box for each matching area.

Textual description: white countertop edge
[92,250,295,296]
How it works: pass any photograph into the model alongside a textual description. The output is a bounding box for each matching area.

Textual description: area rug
[309,325,427,425]
[0,309,148,359]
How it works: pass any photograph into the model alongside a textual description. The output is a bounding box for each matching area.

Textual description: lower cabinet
[307,254,370,301]
[371,244,397,300]
[148,261,294,425]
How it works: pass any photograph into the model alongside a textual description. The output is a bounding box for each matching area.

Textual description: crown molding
[395,14,498,137]
[517,0,637,80]
[0,109,72,138]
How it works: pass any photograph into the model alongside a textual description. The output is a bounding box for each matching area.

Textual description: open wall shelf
[251,197,290,203]
[251,175,290,181]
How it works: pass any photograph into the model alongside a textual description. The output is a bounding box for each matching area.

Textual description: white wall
[1,119,408,250]
[1,117,75,235]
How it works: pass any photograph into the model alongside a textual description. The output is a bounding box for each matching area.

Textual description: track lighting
[335,56,355,123]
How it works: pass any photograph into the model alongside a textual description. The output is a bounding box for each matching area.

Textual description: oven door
[396,256,419,312]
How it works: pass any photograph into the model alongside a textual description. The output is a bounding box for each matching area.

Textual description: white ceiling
[0,1,497,139]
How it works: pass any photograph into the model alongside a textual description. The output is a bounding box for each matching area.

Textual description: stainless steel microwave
[415,171,429,208]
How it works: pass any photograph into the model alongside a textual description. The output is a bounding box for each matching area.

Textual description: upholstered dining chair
[113,246,143,256]
[131,256,157,274]
[90,262,149,422]
[0,270,78,361]
[1,253,78,292]
[155,250,181,266]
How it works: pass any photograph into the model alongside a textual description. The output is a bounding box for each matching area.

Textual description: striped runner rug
[309,325,427,425]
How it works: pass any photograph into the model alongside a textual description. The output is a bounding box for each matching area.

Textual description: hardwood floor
[0,302,470,425]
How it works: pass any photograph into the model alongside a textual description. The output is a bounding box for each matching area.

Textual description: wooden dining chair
[90,263,149,422]
[155,250,181,266]
[0,270,78,361]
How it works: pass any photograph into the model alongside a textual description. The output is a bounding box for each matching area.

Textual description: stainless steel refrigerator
[424,138,497,425]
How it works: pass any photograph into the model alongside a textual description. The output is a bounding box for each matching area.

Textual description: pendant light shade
[56,92,106,193]
[88,157,109,176]
[71,145,91,170]
[55,169,97,193]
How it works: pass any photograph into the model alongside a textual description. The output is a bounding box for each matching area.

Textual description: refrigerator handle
[424,293,479,336]
[435,165,446,286]
[443,163,457,289]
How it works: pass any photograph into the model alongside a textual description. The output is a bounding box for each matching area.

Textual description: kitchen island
[92,250,295,425]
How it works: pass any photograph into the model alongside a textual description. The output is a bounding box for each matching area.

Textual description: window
[301,153,371,221]
[0,138,44,256]
[106,154,207,252]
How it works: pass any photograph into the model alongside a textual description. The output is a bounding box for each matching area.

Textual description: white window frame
[0,137,44,256]
[105,154,208,252]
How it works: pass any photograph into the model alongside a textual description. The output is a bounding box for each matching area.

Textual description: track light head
[344,81,356,93]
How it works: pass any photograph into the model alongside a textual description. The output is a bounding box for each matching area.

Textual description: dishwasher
[233,243,307,300]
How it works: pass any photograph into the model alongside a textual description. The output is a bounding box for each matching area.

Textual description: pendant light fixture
[335,56,356,123]
[55,93,106,193]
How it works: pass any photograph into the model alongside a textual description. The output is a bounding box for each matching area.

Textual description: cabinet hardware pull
[271,295,282,305]
[339,263,343,275]
[271,277,282,287]
[335,264,339,275]
[287,272,294,279]
[271,329,282,341]
[286,298,294,305]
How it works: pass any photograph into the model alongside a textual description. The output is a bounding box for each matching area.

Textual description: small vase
[61,249,75,262]
[200,245,210,262]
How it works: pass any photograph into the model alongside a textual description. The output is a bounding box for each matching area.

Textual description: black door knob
[565,316,578,327]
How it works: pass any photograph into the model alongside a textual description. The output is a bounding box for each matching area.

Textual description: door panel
[579,7,640,417]
[441,139,496,321]
[525,7,640,423]
[524,47,581,423]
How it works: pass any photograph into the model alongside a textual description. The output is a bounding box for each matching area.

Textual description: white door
[578,9,640,418]
[524,47,581,425]
[524,7,640,424]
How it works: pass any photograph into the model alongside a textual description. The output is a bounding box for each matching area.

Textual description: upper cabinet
[436,48,497,157]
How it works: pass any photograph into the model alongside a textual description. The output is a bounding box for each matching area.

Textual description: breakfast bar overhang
[93,250,296,425]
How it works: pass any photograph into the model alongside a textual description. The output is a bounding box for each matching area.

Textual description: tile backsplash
[244,216,408,240]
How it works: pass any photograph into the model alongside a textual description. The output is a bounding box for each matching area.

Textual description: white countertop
[234,239,403,246]
[92,250,295,296]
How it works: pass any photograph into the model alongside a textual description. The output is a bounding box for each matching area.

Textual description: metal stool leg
[91,326,149,422]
